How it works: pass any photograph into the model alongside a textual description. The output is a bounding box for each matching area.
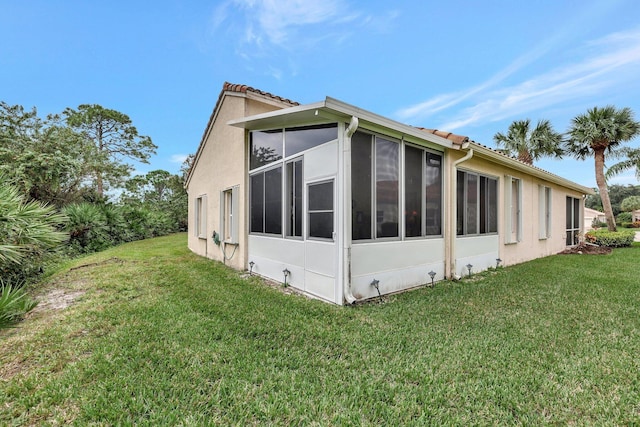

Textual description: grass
[2,233,640,425]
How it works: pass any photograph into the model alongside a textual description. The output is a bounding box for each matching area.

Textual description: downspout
[343,116,359,304]
[449,145,473,279]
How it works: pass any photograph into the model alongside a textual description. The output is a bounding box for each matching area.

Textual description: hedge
[585,229,636,248]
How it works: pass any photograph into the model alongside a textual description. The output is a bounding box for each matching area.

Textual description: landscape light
[428,270,436,287]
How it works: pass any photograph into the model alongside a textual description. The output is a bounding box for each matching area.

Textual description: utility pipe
[448,146,473,279]
[343,116,359,304]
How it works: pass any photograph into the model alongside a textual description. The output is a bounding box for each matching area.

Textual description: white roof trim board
[228,97,456,149]
[229,96,593,195]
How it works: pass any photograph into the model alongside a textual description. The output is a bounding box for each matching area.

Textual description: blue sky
[2,0,640,188]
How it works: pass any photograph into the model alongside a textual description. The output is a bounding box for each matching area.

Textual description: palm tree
[566,106,640,231]
[493,119,563,165]
[606,146,640,181]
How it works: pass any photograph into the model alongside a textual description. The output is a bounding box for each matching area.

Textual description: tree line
[493,106,640,231]
[1,101,189,286]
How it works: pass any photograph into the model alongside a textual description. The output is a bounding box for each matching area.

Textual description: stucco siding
[449,152,582,269]
[187,93,291,271]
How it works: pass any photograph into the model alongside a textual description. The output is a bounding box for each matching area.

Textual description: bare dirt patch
[559,243,612,255]
[31,289,87,313]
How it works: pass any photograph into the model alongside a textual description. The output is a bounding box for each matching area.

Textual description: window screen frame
[249,164,283,236]
[307,179,335,241]
[404,143,443,239]
[457,170,499,237]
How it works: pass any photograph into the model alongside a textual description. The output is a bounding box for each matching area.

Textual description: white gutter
[343,116,359,304]
[469,142,594,195]
[448,146,473,279]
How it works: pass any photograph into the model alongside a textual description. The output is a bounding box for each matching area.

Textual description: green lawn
[2,233,640,425]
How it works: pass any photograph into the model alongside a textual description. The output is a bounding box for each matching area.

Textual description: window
[539,186,552,239]
[308,180,334,239]
[250,124,337,170]
[351,131,400,240]
[457,171,498,236]
[566,196,581,246]
[285,124,337,157]
[249,166,282,235]
[504,175,522,243]
[264,168,282,234]
[425,153,443,235]
[404,145,442,237]
[221,187,239,243]
[250,174,264,233]
[376,137,399,238]
[250,130,283,170]
[351,132,373,240]
[286,159,303,237]
[195,195,207,238]
[404,145,422,237]
[479,176,498,234]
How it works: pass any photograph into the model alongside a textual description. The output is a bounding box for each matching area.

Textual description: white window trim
[504,176,522,244]
[307,178,335,242]
[195,194,207,239]
[220,186,239,244]
[538,185,552,240]
[285,158,304,240]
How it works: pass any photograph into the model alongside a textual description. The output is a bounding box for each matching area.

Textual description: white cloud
[607,172,639,185]
[398,27,640,132]
[170,154,188,164]
[227,0,351,46]
[213,0,397,55]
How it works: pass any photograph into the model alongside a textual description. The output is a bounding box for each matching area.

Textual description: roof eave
[228,97,456,149]
[469,142,595,195]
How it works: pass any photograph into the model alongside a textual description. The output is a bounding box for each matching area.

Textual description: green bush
[585,229,636,247]
[1,178,68,283]
[616,212,633,225]
[0,282,38,329]
[63,202,111,254]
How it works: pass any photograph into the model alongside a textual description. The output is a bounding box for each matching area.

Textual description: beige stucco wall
[187,92,290,271]
[448,150,584,269]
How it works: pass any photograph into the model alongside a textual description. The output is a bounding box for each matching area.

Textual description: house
[584,207,606,229]
[633,209,640,223]
[185,82,593,305]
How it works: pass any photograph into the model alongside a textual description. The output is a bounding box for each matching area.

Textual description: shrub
[63,202,110,254]
[1,178,68,283]
[591,219,607,229]
[0,282,38,329]
[585,229,636,247]
[616,212,633,225]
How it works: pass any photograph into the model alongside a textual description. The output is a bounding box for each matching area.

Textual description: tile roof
[186,82,298,186]
[415,127,470,146]
[222,82,299,106]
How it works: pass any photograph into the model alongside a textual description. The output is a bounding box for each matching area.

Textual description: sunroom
[228,97,484,304]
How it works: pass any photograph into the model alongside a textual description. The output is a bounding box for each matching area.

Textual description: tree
[590,184,640,216]
[0,102,94,206]
[493,119,563,164]
[620,195,640,212]
[64,104,157,196]
[121,169,188,232]
[566,106,640,231]
[585,189,603,212]
[606,147,640,182]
